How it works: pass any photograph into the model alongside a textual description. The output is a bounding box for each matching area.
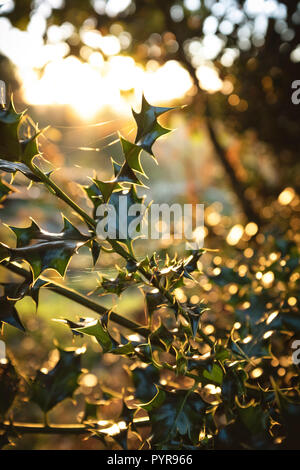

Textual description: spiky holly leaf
[182,250,205,279]
[0,283,25,331]
[96,269,135,296]
[96,186,146,245]
[149,320,174,352]
[140,387,208,446]
[0,100,24,161]
[0,159,40,181]
[0,359,19,416]
[9,216,88,248]
[92,179,119,203]
[20,126,46,165]
[133,95,173,157]
[115,162,145,187]
[202,363,223,385]
[29,347,83,413]
[175,348,188,376]
[83,180,104,215]
[131,364,160,401]
[89,239,101,265]
[210,266,250,287]
[145,291,165,319]
[0,177,14,203]
[111,158,122,177]
[74,319,113,353]
[120,137,145,175]
[73,319,135,356]
[2,240,84,280]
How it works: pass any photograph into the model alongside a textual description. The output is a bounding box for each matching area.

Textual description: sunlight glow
[19,55,193,119]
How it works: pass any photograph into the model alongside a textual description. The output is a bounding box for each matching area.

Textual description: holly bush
[0,97,299,450]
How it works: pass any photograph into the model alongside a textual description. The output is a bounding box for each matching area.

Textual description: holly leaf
[120,137,145,175]
[210,266,250,287]
[3,240,84,280]
[0,159,41,181]
[96,186,146,244]
[96,269,135,296]
[73,319,135,356]
[131,364,160,401]
[140,387,208,446]
[0,100,24,161]
[74,319,113,353]
[149,321,174,352]
[9,215,88,248]
[0,283,25,331]
[29,347,83,413]
[0,177,14,203]
[0,359,19,417]
[133,95,173,157]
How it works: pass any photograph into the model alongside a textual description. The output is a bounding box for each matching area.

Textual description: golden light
[206,210,221,226]
[203,324,215,335]
[245,222,258,237]
[80,373,98,387]
[19,53,193,119]
[261,271,275,287]
[196,65,223,93]
[278,187,295,205]
[244,248,254,258]
[263,330,273,339]
[288,297,297,307]
[266,310,279,325]
[251,367,263,378]
[204,384,221,394]
[226,224,244,246]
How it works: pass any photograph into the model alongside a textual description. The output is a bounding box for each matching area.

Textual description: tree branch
[1,260,150,337]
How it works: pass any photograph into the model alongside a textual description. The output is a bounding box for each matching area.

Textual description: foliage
[0,96,299,451]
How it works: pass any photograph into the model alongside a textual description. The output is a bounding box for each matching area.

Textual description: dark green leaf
[29,347,83,412]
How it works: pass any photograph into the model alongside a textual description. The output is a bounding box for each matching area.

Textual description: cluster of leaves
[0,97,299,450]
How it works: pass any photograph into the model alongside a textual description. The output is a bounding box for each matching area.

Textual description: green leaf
[96,186,146,243]
[210,266,250,287]
[74,319,135,356]
[140,388,208,446]
[0,177,14,203]
[236,399,268,436]
[0,283,25,331]
[175,348,188,376]
[6,240,83,279]
[120,137,144,175]
[0,158,41,181]
[74,319,113,353]
[29,347,83,413]
[131,364,160,401]
[0,359,19,416]
[202,363,223,385]
[92,179,118,203]
[150,321,174,352]
[9,216,88,247]
[133,95,173,157]
[0,100,24,161]
[96,269,135,296]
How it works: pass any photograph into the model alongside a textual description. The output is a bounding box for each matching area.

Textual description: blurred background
[0,0,299,449]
